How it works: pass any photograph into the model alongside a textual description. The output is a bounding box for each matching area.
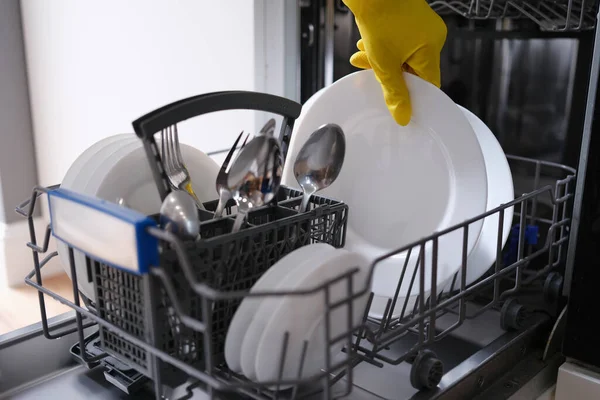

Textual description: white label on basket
[48,188,158,274]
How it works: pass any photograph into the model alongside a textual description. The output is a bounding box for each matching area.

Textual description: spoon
[227,135,283,233]
[293,123,346,213]
[159,190,200,240]
[259,118,276,136]
[213,118,275,220]
[257,119,282,201]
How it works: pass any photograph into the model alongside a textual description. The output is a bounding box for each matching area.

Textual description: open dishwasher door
[0,307,562,400]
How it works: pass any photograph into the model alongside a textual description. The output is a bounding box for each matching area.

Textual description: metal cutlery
[213,119,276,219]
[293,123,345,213]
[159,190,200,240]
[161,125,206,210]
[258,118,276,136]
[255,118,282,205]
[227,135,283,233]
[213,131,250,219]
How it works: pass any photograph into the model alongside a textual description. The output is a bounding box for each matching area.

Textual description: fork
[213,131,250,218]
[161,125,206,210]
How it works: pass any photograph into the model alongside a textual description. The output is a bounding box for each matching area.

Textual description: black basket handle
[131,91,302,202]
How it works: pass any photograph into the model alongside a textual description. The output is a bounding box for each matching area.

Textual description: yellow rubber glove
[342,0,447,125]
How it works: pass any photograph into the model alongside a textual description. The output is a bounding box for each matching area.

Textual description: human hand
[342,0,447,125]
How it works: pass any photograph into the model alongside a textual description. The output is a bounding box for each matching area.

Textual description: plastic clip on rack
[47,187,159,276]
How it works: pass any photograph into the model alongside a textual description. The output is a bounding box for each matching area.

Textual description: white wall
[4,0,298,287]
[20,0,258,188]
[0,0,37,225]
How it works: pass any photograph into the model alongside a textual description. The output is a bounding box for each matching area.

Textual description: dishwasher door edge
[0,311,86,395]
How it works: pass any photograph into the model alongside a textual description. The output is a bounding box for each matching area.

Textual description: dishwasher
[1,0,600,398]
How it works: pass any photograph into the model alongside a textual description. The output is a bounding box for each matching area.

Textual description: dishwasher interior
[1,0,600,399]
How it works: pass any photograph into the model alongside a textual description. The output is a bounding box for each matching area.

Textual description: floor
[0,272,73,335]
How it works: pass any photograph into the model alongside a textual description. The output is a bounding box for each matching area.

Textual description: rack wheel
[543,272,564,303]
[500,298,525,331]
[410,350,444,390]
[406,352,418,364]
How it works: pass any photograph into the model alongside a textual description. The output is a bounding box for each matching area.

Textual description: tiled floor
[0,272,73,335]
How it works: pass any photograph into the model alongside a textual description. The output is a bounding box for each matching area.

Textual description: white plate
[300,89,423,321]
[443,106,514,290]
[368,292,420,321]
[59,135,138,298]
[61,134,135,189]
[81,139,141,197]
[239,244,338,380]
[282,69,488,300]
[368,105,514,319]
[69,137,139,193]
[94,143,219,216]
[249,248,369,383]
[57,140,220,300]
[225,243,336,375]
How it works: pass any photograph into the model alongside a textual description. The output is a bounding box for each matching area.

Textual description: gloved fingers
[350,50,372,70]
[404,46,443,88]
[371,65,412,126]
[356,38,366,51]
[351,39,371,68]
[366,42,413,125]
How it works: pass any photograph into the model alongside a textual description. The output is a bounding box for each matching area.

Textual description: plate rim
[225,242,336,374]
[253,248,369,382]
[239,243,339,379]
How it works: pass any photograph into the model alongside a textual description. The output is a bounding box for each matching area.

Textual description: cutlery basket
[94,185,349,381]
[18,184,353,396]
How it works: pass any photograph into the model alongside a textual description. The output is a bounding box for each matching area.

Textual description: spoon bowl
[293,123,346,213]
[159,190,200,240]
[227,135,283,233]
[259,118,276,136]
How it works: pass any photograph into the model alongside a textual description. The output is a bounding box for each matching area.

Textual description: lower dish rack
[16,155,575,400]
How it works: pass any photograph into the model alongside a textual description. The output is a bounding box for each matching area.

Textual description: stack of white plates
[59,133,220,299]
[281,69,514,319]
[225,243,369,384]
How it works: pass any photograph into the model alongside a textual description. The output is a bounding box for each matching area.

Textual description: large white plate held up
[282,70,488,300]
